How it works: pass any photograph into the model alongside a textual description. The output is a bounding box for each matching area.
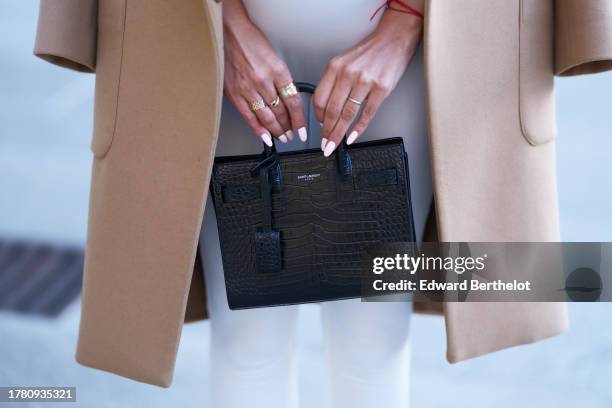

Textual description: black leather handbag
[210,83,416,309]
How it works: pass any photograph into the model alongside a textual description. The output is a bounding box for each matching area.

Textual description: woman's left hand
[313,10,424,156]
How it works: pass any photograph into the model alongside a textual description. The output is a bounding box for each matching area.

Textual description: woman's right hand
[222,0,307,146]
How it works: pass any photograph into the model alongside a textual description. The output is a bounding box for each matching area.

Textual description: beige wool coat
[34,0,612,388]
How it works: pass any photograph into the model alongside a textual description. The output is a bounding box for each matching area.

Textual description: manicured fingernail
[323,141,336,157]
[319,122,324,127]
[278,134,288,143]
[261,133,273,147]
[347,131,359,145]
[321,138,328,150]
[285,130,294,140]
[298,127,308,142]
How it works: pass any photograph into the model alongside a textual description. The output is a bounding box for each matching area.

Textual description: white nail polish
[347,131,359,145]
[261,133,273,147]
[321,138,328,150]
[298,127,308,142]
[285,130,294,140]
[323,141,336,157]
[319,122,324,127]
[279,134,288,143]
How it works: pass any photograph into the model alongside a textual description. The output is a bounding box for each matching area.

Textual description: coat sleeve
[555,0,612,76]
[33,0,98,73]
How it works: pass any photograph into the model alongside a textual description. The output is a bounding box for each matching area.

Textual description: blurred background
[1,1,611,407]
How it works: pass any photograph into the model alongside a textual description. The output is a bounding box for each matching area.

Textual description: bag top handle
[252,81,352,179]
[295,82,316,94]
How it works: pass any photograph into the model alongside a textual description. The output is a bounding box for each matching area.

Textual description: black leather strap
[336,139,352,181]
[258,159,274,231]
[250,145,282,273]
[249,144,278,179]
[249,147,278,228]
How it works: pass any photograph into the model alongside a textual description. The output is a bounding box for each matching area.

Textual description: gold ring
[347,97,363,106]
[269,96,280,108]
[249,99,266,112]
[278,82,298,99]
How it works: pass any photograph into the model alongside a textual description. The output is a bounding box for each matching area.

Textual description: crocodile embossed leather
[210,83,417,309]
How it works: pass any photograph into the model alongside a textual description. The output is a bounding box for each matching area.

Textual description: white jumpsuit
[198,1,433,406]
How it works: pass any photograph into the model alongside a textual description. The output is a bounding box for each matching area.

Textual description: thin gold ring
[347,97,363,106]
[269,96,280,108]
[249,99,266,112]
[278,82,298,99]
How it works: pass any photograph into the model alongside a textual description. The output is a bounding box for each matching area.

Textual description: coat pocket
[518,0,557,146]
[91,0,128,158]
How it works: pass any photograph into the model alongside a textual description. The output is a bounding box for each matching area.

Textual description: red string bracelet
[370,0,424,21]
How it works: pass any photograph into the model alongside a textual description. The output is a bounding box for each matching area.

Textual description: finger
[243,91,288,143]
[323,83,370,157]
[232,94,274,147]
[313,60,337,124]
[274,72,308,142]
[258,82,293,140]
[346,86,387,145]
[321,70,354,143]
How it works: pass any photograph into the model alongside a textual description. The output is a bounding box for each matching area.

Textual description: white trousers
[201,194,415,408]
[199,1,432,406]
